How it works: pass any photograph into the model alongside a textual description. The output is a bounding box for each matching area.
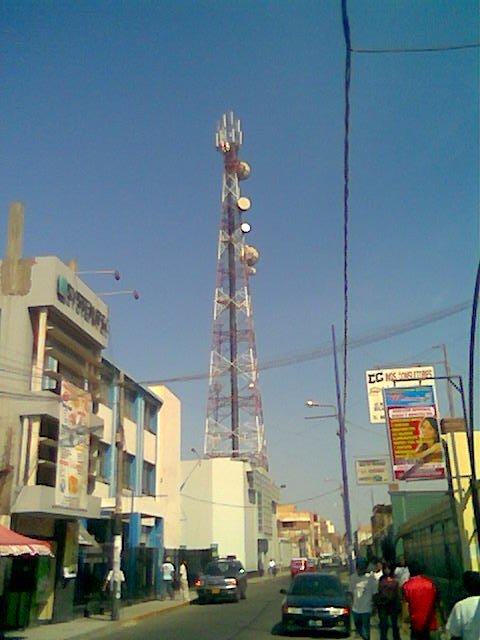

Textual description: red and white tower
[204,112,268,470]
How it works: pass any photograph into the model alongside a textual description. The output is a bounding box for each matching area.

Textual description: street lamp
[304,400,353,572]
[98,290,140,300]
[77,269,121,281]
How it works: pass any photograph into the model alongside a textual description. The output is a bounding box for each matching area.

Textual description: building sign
[365,366,435,423]
[355,457,392,485]
[383,385,445,481]
[55,381,91,511]
[57,276,108,336]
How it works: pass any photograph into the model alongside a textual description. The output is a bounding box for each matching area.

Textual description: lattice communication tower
[204,112,268,470]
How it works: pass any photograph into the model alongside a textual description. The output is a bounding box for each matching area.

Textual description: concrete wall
[149,384,181,549]
[180,458,213,548]
[179,458,279,572]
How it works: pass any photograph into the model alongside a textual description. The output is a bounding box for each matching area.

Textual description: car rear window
[290,575,344,597]
[206,561,240,575]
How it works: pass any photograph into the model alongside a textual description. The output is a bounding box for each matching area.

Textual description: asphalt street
[96,574,290,640]
[90,572,392,640]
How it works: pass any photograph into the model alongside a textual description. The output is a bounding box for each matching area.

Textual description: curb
[126,599,191,623]
[77,599,192,640]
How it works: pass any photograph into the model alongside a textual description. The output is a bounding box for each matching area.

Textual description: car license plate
[308,620,323,628]
[210,588,220,594]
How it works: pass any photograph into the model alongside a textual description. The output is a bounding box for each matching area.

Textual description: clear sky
[2,1,478,531]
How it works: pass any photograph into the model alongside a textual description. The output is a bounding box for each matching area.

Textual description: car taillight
[194,579,203,587]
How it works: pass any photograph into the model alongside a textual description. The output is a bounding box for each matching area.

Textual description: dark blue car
[280,572,351,636]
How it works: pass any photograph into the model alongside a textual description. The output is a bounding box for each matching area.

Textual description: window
[124,388,137,421]
[97,442,111,482]
[257,490,263,531]
[123,454,134,489]
[99,375,115,408]
[36,416,58,487]
[144,402,158,434]
[42,355,59,391]
[142,461,155,496]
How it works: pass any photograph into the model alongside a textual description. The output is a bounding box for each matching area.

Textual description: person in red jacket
[402,562,439,640]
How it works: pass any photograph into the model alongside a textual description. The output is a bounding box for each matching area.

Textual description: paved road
[95,574,291,640]
[92,572,395,640]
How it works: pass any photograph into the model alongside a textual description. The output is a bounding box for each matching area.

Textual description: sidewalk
[2,574,271,640]
[2,595,193,640]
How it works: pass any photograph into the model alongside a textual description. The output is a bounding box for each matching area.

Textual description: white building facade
[180,457,280,572]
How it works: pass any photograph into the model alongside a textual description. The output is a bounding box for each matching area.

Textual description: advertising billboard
[383,385,445,481]
[55,381,91,511]
[365,365,436,423]
[355,457,392,485]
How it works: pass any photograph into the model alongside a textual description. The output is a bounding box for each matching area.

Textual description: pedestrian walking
[102,567,125,594]
[179,560,189,601]
[402,562,439,640]
[269,558,277,576]
[349,559,378,640]
[446,570,480,640]
[375,562,402,640]
[162,557,175,600]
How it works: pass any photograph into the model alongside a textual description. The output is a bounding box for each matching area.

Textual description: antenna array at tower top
[215,111,243,151]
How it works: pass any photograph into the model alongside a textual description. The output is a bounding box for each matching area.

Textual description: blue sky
[1,1,478,531]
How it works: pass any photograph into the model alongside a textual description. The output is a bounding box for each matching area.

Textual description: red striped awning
[0,524,54,557]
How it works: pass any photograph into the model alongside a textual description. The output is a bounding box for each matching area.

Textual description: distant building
[277,504,320,559]
[371,504,393,561]
[354,523,373,561]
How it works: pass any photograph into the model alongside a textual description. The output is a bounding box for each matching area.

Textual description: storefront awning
[0,524,54,557]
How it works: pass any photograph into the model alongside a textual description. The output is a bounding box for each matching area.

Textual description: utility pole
[111,370,124,620]
[433,344,456,416]
[331,325,354,574]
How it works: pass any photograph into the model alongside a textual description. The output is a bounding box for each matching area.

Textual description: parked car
[194,557,247,603]
[280,572,351,636]
[290,557,307,578]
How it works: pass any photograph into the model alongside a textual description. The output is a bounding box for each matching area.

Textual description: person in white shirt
[161,557,175,600]
[394,556,410,587]
[446,571,480,640]
[372,559,384,582]
[179,560,189,601]
[349,560,378,640]
[102,568,125,593]
[268,558,277,576]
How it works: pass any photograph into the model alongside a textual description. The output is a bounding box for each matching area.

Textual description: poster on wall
[355,457,392,485]
[365,365,436,424]
[55,381,91,510]
[383,385,445,481]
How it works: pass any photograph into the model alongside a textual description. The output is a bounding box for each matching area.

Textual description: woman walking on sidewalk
[375,562,402,640]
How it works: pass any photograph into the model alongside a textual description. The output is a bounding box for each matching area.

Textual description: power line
[352,43,480,54]
[144,300,469,384]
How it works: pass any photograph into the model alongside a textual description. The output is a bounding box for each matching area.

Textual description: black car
[280,572,351,636]
[195,558,247,603]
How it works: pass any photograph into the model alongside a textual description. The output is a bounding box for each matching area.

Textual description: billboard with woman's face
[383,385,445,481]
